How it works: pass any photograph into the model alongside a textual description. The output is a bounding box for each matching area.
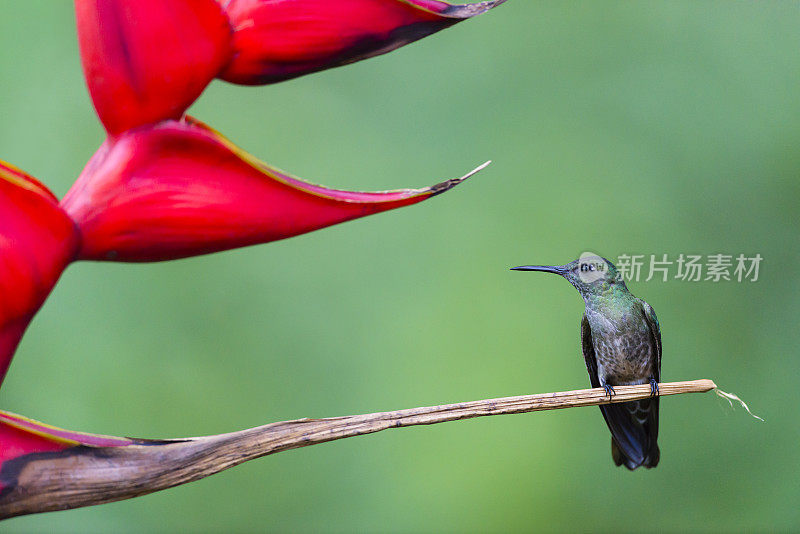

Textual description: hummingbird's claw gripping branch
[0,379,716,519]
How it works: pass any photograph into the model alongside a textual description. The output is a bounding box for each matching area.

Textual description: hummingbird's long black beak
[510,265,567,276]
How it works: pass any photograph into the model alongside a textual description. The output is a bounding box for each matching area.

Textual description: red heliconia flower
[75,0,232,134]
[61,117,486,262]
[0,163,79,386]
[218,0,507,85]
[0,0,502,517]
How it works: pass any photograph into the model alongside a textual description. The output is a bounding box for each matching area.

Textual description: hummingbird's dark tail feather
[611,439,659,470]
[599,398,660,470]
[612,439,636,469]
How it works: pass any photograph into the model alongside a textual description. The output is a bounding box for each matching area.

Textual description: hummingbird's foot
[649,378,659,397]
[603,384,616,399]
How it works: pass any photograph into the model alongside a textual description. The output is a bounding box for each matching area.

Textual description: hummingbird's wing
[580,314,601,388]
[637,298,661,467]
[639,299,662,382]
[581,313,653,469]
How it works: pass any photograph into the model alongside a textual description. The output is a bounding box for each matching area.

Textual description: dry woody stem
[0,379,716,519]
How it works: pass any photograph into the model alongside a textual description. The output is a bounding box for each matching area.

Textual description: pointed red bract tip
[61,117,482,262]
[75,0,232,134]
[0,163,80,386]
[218,0,506,85]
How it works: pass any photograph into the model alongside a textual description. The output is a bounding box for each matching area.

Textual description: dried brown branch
[0,379,716,519]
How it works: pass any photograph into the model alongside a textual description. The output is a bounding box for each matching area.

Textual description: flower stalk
[0,380,716,519]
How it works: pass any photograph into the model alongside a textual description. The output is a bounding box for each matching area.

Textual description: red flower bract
[219,0,506,84]
[0,163,79,385]
[75,0,232,134]
[61,117,484,262]
[0,410,133,495]
[75,0,506,129]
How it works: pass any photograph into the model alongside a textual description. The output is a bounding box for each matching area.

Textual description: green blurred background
[2,1,799,531]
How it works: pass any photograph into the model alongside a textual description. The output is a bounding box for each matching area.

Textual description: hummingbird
[511,254,661,469]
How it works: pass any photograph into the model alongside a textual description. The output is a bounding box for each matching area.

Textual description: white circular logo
[578,252,608,283]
